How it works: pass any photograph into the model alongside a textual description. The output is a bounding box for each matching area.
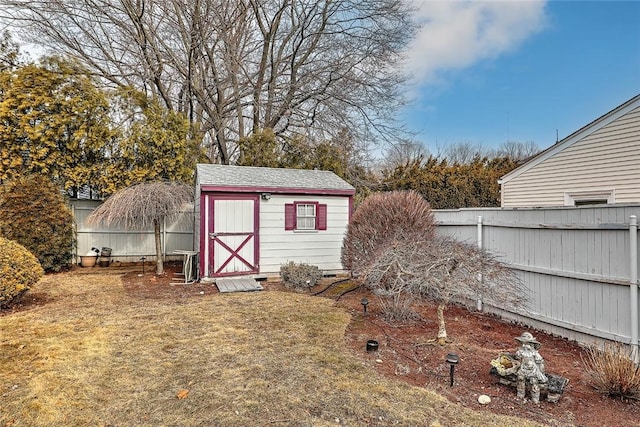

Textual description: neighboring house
[499,94,640,207]
[194,164,355,279]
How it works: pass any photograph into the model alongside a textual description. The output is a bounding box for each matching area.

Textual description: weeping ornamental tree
[87,181,193,275]
[363,234,527,344]
[342,190,527,344]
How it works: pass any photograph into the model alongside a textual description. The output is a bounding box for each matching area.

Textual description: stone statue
[513,332,547,403]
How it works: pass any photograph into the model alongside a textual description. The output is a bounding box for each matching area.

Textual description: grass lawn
[0,271,539,426]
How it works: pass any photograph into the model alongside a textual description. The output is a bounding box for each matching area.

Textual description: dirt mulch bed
[322,282,640,427]
[4,263,639,426]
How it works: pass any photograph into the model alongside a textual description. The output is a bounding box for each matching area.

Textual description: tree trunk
[437,303,447,345]
[154,218,164,275]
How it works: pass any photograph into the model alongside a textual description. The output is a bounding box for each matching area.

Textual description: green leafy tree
[0,175,75,272]
[281,129,377,203]
[0,57,115,196]
[235,127,376,203]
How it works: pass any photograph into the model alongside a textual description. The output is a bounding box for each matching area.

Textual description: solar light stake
[360,298,369,314]
[140,256,146,275]
[446,353,459,387]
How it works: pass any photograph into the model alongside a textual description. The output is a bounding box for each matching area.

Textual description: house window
[564,190,614,206]
[573,199,607,207]
[285,202,327,231]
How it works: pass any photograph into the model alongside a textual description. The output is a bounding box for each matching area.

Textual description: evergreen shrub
[0,175,75,272]
[280,261,322,290]
[0,237,44,307]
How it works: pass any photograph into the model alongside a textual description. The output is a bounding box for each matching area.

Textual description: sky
[402,0,640,154]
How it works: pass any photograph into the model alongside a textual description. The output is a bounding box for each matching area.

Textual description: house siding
[502,106,640,207]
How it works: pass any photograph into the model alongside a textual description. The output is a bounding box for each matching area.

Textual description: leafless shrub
[377,291,421,323]
[365,243,423,323]
[280,261,322,291]
[582,342,640,400]
[341,190,436,275]
[415,237,527,309]
[360,239,415,326]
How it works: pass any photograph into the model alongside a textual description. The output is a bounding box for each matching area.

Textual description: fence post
[477,215,483,311]
[630,215,638,363]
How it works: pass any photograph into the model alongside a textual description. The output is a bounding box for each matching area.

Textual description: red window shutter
[285,203,295,230]
[317,204,327,230]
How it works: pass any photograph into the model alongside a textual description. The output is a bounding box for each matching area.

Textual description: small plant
[582,342,640,400]
[378,292,420,323]
[0,237,44,308]
[280,261,322,291]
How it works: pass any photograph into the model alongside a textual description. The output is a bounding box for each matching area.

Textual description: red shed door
[207,195,259,277]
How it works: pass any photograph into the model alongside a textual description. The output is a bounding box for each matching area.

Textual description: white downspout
[630,215,638,363]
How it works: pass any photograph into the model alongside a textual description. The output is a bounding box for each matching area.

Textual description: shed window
[285,202,327,231]
[297,203,316,229]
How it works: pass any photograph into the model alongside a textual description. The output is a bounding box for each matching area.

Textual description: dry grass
[583,342,640,400]
[1,271,541,426]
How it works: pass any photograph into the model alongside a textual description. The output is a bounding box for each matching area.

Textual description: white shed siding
[258,194,349,273]
[502,106,640,207]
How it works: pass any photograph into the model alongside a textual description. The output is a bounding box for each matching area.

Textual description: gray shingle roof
[196,164,355,193]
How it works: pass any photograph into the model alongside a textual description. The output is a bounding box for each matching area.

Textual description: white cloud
[405,0,549,85]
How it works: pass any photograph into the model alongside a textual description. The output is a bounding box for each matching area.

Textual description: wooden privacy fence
[70,199,195,263]
[434,204,640,357]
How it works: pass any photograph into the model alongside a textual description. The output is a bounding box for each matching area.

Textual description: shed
[499,93,640,207]
[194,164,355,279]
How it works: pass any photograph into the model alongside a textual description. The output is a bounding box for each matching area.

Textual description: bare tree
[492,140,540,161]
[2,0,416,163]
[381,139,428,169]
[441,141,487,164]
[343,190,526,342]
[0,30,22,71]
[363,235,527,344]
[86,181,193,275]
